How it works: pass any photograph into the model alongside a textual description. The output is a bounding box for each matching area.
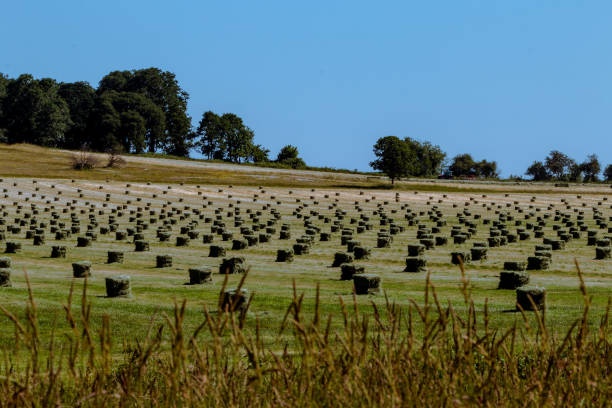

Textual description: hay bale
[516,287,546,311]
[470,247,488,261]
[202,234,214,244]
[527,256,550,270]
[0,268,11,287]
[279,231,291,240]
[176,236,190,247]
[332,252,353,267]
[219,257,247,274]
[498,271,530,289]
[347,239,360,252]
[5,242,21,253]
[320,232,331,241]
[51,246,66,258]
[209,245,226,257]
[232,239,248,250]
[293,243,310,255]
[453,234,468,244]
[377,237,391,248]
[77,236,91,247]
[189,267,212,284]
[134,240,150,252]
[407,244,425,257]
[245,235,258,246]
[105,275,131,298]
[503,261,526,271]
[404,257,426,273]
[156,254,173,268]
[220,288,249,312]
[550,239,565,250]
[353,274,381,295]
[451,251,471,265]
[72,261,91,278]
[340,263,365,280]
[0,257,10,268]
[276,249,294,262]
[596,246,611,260]
[353,246,371,260]
[33,234,45,246]
[107,251,124,264]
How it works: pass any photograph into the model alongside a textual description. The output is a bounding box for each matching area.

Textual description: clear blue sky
[2,1,612,177]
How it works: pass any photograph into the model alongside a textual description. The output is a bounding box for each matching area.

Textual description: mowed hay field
[1,174,612,349]
[3,151,612,404]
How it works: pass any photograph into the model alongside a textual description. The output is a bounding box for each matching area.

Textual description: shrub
[71,145,99,170]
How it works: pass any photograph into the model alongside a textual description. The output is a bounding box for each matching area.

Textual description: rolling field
[1,149,612,405]
[0,175,611,346]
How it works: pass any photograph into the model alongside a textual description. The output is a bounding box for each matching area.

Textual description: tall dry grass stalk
[0,263,610,407]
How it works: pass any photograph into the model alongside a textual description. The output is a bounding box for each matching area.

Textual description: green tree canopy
[370,136,413,184]
[525,161,549,181]
[544,150,574,180]
[580,154,601,182]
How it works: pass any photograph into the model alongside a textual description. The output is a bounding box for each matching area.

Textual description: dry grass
[0,265,610,406]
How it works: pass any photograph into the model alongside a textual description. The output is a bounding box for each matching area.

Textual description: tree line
[0,68,304,167]
[370,136,498,183]
[525,151,612,182]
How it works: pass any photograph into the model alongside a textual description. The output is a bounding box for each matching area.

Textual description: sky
[1,0,612,177]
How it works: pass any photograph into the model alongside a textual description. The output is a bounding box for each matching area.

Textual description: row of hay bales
[2,179,612,312]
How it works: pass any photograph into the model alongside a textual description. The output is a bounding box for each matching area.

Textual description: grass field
[1,145,612,405]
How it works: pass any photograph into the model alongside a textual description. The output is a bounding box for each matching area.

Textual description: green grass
[1,170,612,405]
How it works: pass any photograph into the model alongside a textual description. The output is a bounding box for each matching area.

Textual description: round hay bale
[220,288,249,312]
[189,267,212,284]
[516,287,546,311]
[105,275,131,298]
[0,257,10,268]
[219,257,247,274]
[341,263,365,280]
[107,251,124,264]
[5,242,21,253]
[404,257,427,273]
[209,245,226,257]
[276,249,294,262]
[498,271,530,289]
[72,261,91,278]
[353,274,381,295]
